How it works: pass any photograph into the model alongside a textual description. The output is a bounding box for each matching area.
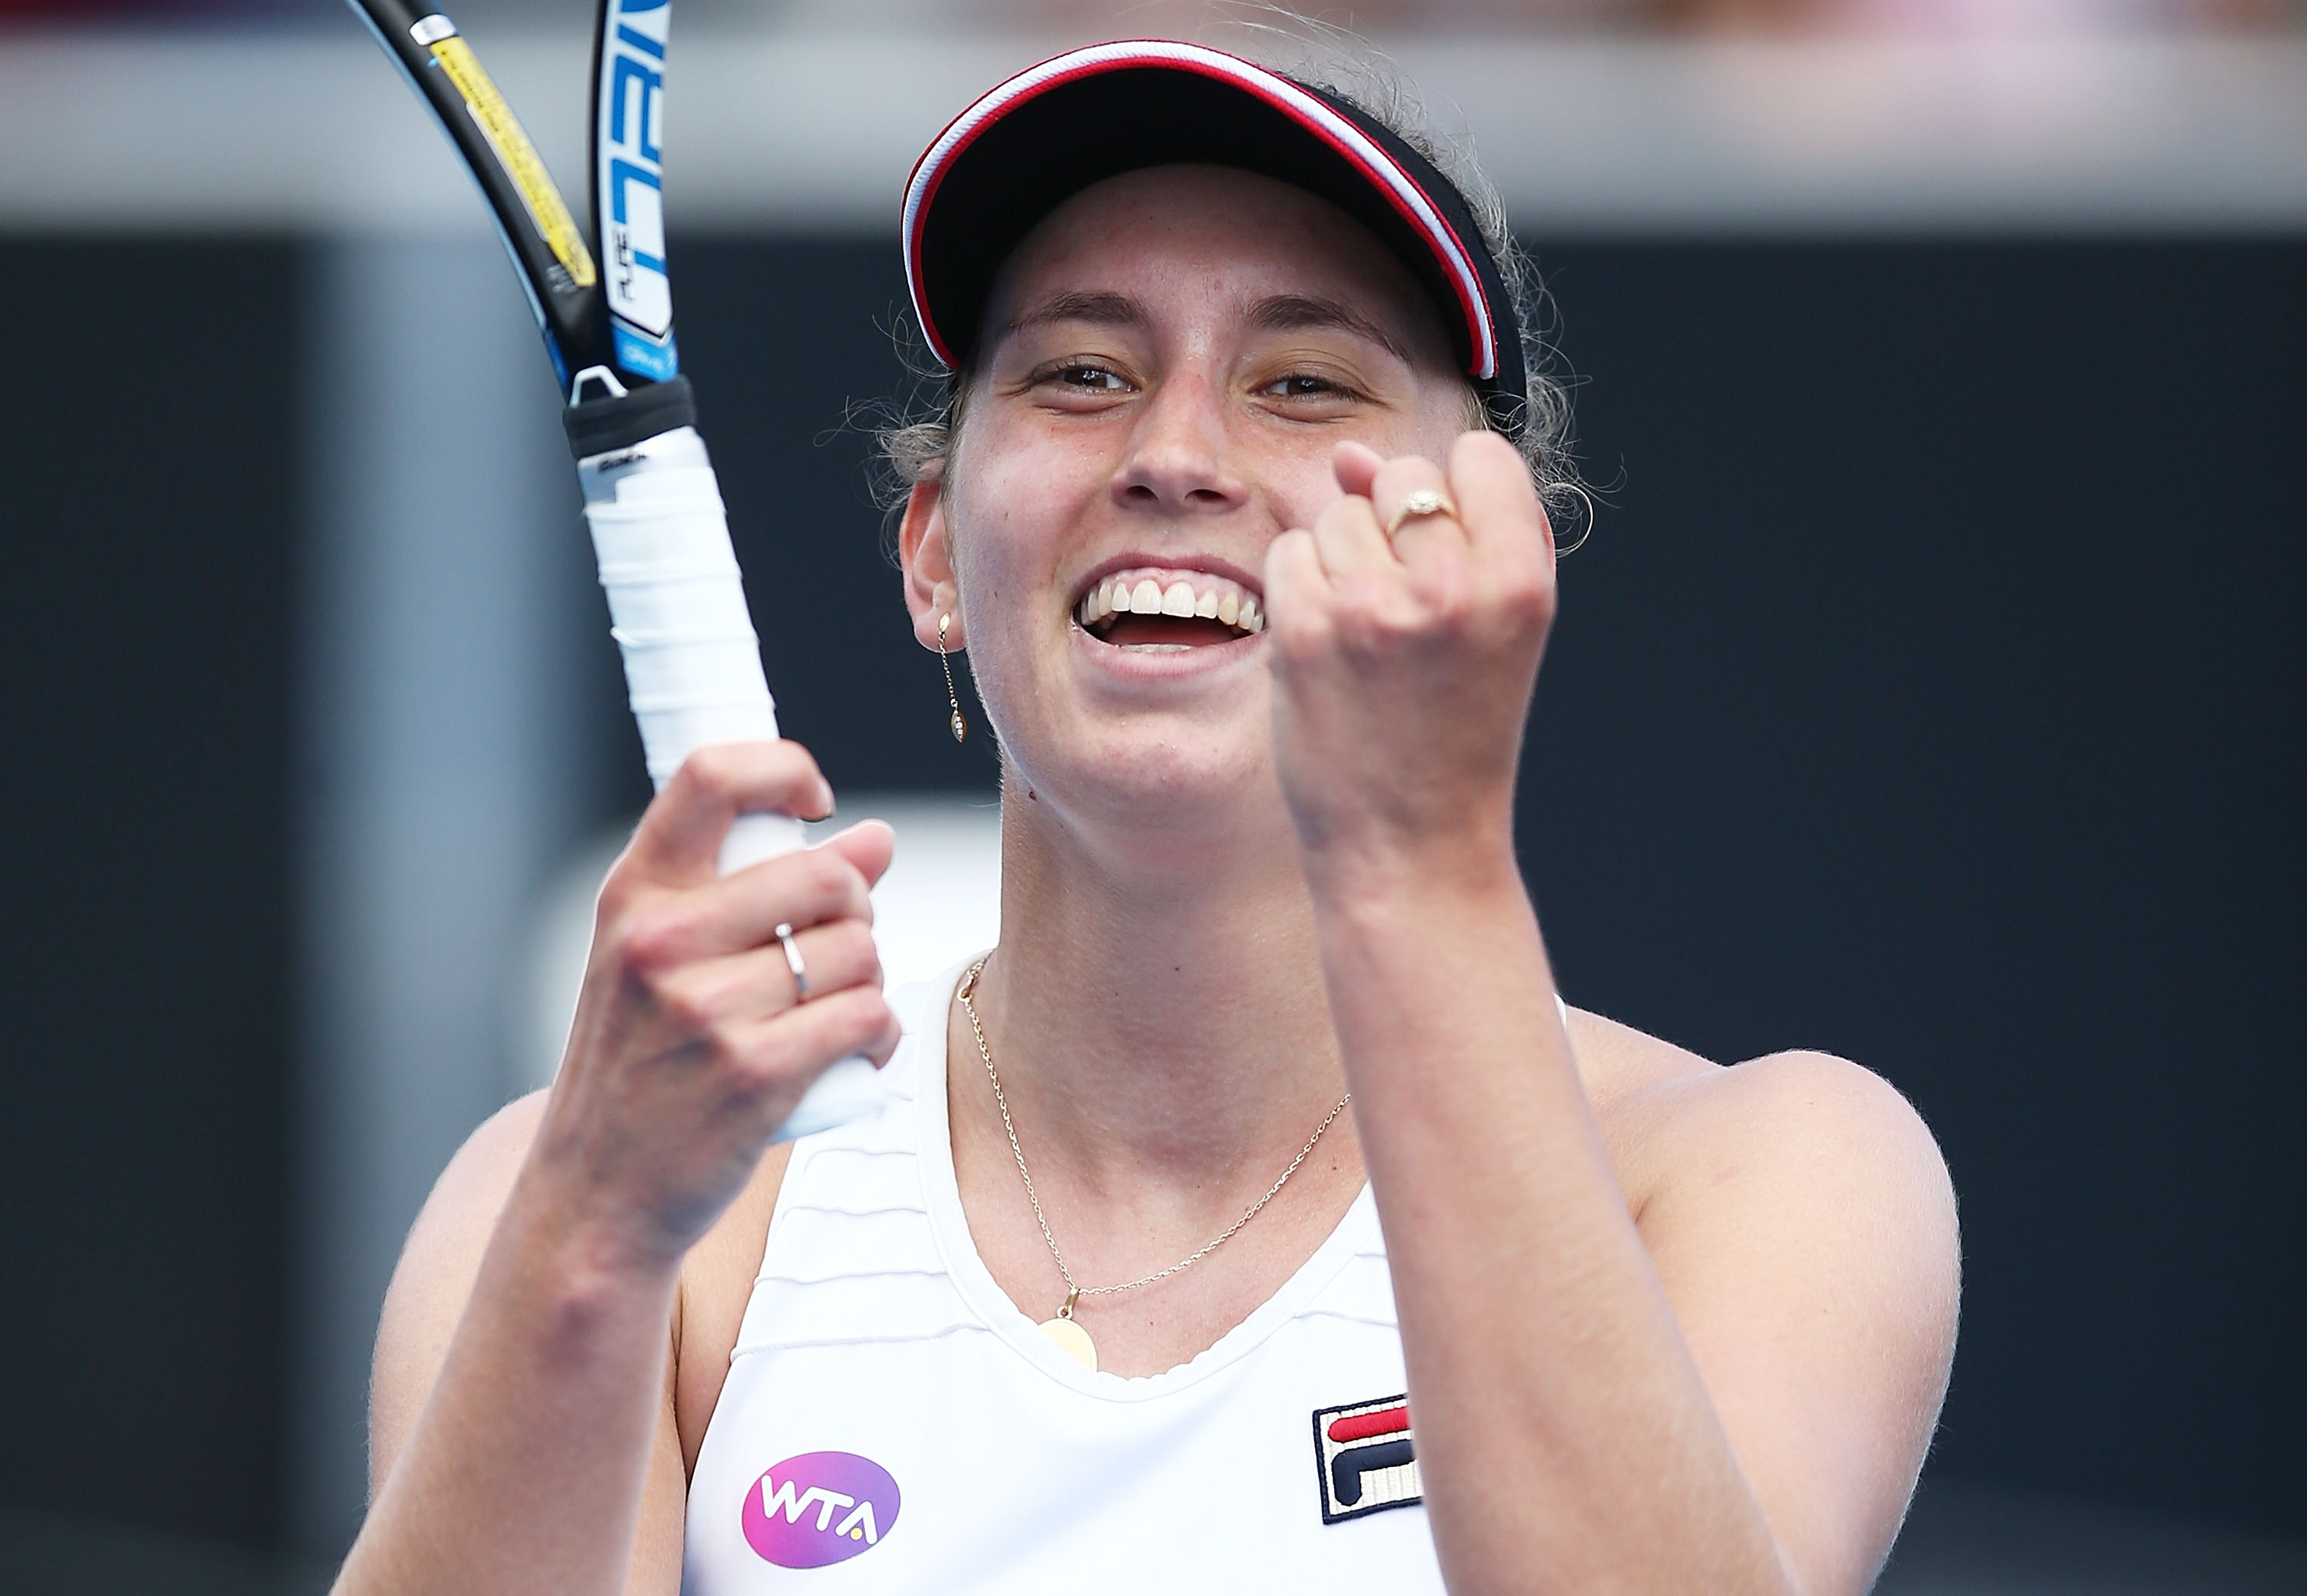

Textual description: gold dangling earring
[937,613,967,743]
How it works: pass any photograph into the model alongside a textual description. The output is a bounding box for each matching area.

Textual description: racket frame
[343,0,620,393]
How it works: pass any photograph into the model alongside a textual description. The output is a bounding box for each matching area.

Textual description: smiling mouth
[1075,569,1264,651]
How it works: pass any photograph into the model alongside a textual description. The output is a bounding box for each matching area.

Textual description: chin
[1004,710,1287,836]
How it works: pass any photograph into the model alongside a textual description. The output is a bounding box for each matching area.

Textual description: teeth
[1075,570,1267,639]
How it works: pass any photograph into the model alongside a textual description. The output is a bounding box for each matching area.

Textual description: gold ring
[1384,487,1456,537]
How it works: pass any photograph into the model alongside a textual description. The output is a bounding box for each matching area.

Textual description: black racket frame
[345,0,685,433]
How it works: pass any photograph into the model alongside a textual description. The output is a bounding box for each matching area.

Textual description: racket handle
[575,414,886,1144]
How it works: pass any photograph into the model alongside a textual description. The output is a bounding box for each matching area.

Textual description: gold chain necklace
[956,956,1353,1372]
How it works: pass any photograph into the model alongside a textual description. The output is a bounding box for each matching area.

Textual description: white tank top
[681,961,1445,1593]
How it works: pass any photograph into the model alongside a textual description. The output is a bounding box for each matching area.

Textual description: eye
[1051,363,1130,392]
[1265,374,1340,398]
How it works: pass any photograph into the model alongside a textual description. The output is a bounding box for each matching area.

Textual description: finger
[1369,454,1468,560]
[1310,489,1394,584]
[1263,526,1330,637]
[1330,439,1384,500]
[618,844,874,971]
[624,742,834,885]
[813,819,895,893]
[659,913,882,1024]
[1447,431,1549,564]
[734,986,906,1092]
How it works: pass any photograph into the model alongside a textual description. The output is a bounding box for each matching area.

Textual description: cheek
[944,407,1132,614]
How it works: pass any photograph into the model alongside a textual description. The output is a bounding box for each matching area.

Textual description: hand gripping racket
[346,0,885,1139]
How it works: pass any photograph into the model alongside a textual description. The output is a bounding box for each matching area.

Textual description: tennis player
[336,40,1959,1596]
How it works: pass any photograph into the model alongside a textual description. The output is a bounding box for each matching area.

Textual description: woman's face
[907,163,1476,844]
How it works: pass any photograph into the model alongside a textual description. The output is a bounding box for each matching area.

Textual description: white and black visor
[901,40,1530,438]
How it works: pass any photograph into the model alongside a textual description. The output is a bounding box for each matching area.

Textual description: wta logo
[741,1451,902,1568]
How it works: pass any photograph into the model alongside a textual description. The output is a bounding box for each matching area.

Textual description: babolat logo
[594,0,677,377]
[740,1451,902,1568]
[1312,1395,1422,1524]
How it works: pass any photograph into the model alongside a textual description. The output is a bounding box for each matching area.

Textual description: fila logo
[740,1451,902,1569]
[1312,1395,1422,1524]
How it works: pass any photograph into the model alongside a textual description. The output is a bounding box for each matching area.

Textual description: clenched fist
[1263,432,1557,885]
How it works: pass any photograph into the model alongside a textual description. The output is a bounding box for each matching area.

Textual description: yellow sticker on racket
[428,34,598,291]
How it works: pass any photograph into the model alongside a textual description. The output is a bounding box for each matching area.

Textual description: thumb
[814,819,896,892]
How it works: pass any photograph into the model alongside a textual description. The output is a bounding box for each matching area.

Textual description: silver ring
[1383,486,1456,538]
[774,921,810,1001]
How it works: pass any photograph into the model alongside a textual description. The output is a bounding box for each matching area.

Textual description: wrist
[1297,807,1524,911]
[496,1159,687,1320]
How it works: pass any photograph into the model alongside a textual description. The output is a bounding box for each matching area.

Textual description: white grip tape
[579,424,885,1142]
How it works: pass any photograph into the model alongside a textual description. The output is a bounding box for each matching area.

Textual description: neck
[967,778,1350,1193]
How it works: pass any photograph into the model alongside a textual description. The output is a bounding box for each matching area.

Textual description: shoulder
[370,1090,552,1485]
[1573,1012,1960,1580]
[1580,1011,1961,1424]
[1575,1008,1952,1225]
[1576,1009,1958,1324]
[379,1091,551,1342]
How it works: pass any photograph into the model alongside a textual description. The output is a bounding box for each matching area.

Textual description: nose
[1110,368,1247,516]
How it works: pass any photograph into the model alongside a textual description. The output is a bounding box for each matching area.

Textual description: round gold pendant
[1038,1315,1097,1370]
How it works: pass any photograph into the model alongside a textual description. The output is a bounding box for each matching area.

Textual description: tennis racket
[345,0,885,1140]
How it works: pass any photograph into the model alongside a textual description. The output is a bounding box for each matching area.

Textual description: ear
[898,474,964,650]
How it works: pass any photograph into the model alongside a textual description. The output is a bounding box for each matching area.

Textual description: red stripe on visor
[899,40,1501,381]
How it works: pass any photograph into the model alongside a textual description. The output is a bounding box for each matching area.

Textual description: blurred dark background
[2,4,2304,1591]
[5,228,2299,1570]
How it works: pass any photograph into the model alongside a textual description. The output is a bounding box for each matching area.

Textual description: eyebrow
[998,289,1416,364]
[1247,294,1413,364]
[1002,290,1147,338]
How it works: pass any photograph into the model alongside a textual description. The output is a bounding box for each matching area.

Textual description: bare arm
[358,1093,690,1594]
[1266,434,1959,1594]
[332,743,901,1596]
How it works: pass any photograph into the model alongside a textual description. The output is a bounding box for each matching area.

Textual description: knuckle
[821,989,898,1054]
[1268,526,1316,566]
[1495,568,1553,626]
[594,861,642,919]
[1268,608,1331,667]
[774,738,825,784]
[796,847,857,907]
[648,970,720,1034]
[678,743,743,800]
[614,901,691,973]
[1417,572,1476,630]
[827,920,881,982]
